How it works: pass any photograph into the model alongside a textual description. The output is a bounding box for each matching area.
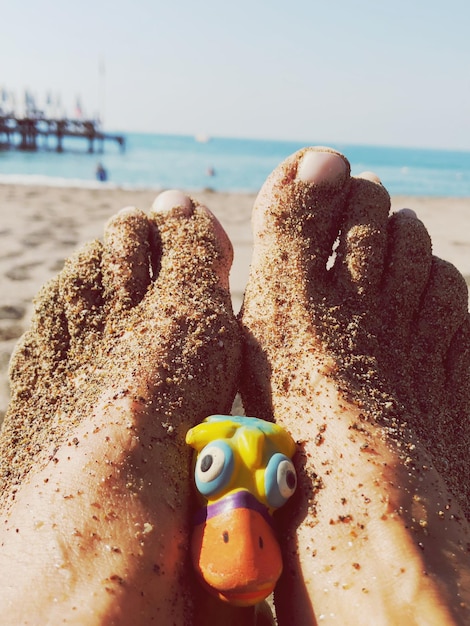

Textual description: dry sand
[1,183,469,422]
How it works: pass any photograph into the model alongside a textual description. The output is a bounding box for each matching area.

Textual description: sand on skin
[1,182,470,423]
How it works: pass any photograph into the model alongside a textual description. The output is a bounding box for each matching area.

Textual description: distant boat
[195,132,210,143]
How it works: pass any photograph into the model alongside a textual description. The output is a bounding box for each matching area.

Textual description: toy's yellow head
[187,415,296,511]
[186,415,297,606]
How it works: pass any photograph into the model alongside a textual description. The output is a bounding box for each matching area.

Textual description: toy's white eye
[277,458,297,498]
[196,445,226,483]
[265,453,297,509]
[195,441,234,497]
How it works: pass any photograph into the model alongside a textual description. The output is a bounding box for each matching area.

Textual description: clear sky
[2,0,470,150]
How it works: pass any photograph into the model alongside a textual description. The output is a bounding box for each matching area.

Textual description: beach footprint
[0,192,241,624]
[239,147,470,625]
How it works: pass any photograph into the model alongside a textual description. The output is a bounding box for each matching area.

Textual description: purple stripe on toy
[193,490,273,528]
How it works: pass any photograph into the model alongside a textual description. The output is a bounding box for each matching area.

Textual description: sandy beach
[1,183,470,422]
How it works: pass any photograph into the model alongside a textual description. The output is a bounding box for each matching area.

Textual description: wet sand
[1,183,470,421]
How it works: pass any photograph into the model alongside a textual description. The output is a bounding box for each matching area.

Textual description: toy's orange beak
[191,492,283,606]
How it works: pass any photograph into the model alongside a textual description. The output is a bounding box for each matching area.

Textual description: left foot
[0,191,241,624]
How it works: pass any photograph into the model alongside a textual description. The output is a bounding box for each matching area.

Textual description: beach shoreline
[1,183,470,421]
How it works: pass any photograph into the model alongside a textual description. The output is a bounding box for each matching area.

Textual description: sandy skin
[239,148,470,625]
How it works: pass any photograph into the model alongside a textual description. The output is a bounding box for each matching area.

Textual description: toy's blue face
[186,415,297,607]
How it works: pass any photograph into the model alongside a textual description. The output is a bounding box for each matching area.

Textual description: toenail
[296,150,348,184]
[397,208,418,219]
[152,190,193,214]
[117,206,140,217]
[106,206,142,230]
[358,171,382,184]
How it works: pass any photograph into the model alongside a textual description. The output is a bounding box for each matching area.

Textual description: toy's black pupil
[200,454,213,472]
[286,470,296,490]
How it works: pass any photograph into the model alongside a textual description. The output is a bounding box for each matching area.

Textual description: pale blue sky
[2,0,470,149]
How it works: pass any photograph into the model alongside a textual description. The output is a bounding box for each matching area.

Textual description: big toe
[253,147,350,257]
[240,147,352,418]
[150,190,234,295]
[246,147,351,309]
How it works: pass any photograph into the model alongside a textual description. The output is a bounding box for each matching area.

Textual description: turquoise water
[1,132,470,196]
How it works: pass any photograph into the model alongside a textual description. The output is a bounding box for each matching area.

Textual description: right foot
[239,148,470,625]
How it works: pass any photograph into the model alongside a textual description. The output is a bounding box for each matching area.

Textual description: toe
[9,276,69,386]
[240,147,350,419]
[410,261,470,507]
[381,210,433,336]
[150,192,233,294]
[446,316,470,402]
[59,240,105,355]
[444,316,470,503]
[333,174,390,300]
[405,257,468,424]
[250,147,351,296]
[415,257,469,357]
[373,210,434,403]
[103,207,152,310]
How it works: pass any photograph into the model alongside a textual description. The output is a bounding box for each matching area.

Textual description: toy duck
[186,415,297,607]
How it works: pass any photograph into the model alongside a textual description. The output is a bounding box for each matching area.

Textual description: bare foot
[0,192,241,624]
[239,148,470,625]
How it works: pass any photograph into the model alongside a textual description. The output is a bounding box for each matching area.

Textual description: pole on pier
[99,57,106,129]
[57,120,64,152]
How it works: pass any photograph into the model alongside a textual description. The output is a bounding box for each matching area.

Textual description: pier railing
[0,114,125,153]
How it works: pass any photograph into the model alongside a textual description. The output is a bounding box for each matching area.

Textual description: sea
[1,132,470,197]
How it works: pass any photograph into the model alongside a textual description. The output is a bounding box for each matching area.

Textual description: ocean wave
[0,173,164,192]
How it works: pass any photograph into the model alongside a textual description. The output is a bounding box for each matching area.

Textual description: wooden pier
[0,115,125,153]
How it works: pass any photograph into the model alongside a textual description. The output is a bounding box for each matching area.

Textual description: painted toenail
[297,150,347,184]
[398,208,418,219]
[358,171,382,184]
[152,190,193,214]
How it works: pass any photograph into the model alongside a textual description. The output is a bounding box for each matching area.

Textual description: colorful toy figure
[186,415,297,607]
